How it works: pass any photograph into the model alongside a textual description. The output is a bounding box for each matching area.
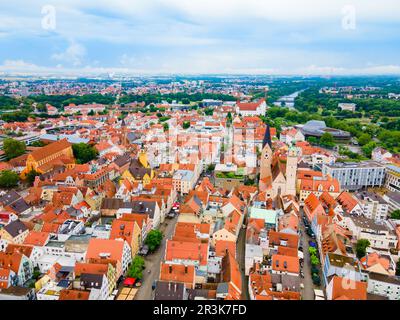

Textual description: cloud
[51,40,86,66]
[0,1,399,75]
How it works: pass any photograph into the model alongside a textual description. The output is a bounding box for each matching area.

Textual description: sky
[0,0,400,76]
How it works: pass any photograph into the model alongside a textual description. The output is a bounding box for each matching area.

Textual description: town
[0,76,399,301]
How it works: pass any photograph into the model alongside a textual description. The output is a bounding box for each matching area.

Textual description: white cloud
[51,40,86,66]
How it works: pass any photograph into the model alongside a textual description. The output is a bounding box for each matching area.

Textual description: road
[299,208,322,300]
[134,214,178,300]
[237,226,249,300]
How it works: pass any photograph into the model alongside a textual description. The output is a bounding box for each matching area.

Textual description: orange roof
[360,252,390,271]
[59,289,90,300]
[271,254,299,274]
[165,240,208,266]
[269,230,299,249]
[109,219,136,244]
[249,273,300,300]
[86,239,125,263]
[215,240,236,258]
[159,263,195,287]
[23,231,50,246]
[29,139,72,162]
[74,262,108,276]
[336,191,359,213]
[330,276,367,300]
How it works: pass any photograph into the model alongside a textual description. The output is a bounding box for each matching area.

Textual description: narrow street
[299,208,321,300]
[237,226,249,300]
[134,215,178,300]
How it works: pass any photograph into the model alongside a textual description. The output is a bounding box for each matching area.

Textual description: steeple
[263,124,272,149]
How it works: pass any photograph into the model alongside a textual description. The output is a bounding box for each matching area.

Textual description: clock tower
[259,125,273,183]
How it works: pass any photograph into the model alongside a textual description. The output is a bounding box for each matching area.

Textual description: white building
[245,244,263,276]
[347,216,398,251]
[384,165,400,193]
[355,191,389,221]
[365,272,400,300]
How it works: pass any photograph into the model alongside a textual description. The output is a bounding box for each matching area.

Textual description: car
[152,281,157,290]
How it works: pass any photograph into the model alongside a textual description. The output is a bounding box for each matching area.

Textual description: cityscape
[0,0,400,304]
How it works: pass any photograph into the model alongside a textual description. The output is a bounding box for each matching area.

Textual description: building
[322,253,362,286]
[322,161,386,191]
[338,103,357,112]
[355,191,389,221]
[21,139,74,178]
[384,165,400,193]
[299,120,351,141]
[347,216,398,251]
[364,272,400,300]
[172,170,196,194]
[236,98,267,116]
[383,192,400,214]
[326,276,367,300]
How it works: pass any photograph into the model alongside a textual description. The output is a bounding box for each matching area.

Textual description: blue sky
[0,0,400,75]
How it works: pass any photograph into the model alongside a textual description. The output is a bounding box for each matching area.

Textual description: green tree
[206,164,215,172]
[3,138,26,160]
[127,256,145,279]
[319,132,334,148]
[357,133,372,146]
[182,121,190,129]
[145,230,163,252]
[361,141,377,158]
[308,247,317,255]
[163,123,169,132]
[396,260,400,276]
[390,209,400,220]
[356,239,371,259]
[0,170,19,188]
[26,170,40,186]
[310,255,320,266]
[72,143,98,164]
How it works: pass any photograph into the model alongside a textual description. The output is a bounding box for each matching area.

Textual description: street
[237,226,249,300]
[299,209,321,300]
[134,214,179,300]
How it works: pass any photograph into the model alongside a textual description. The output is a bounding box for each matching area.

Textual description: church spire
[263,124,272,149]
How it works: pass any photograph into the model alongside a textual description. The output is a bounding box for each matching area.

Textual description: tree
[26,170,40,186]
[390,209,400,220]
[0,170,19,188]
[3,138,26,160]
[145,230,163,252]
[127,256,145,279]
[357,133,372,146]
[356,239,370,259]
[72,143,98,164]
[163,123,169,132]
[206,164,215,172]
[319,132,334,148]
[361,141,377,158]
[182,121,190,129]
[308,247,317,255]
[226,112,233,124]
[396,260,400,276]
[88,109,95,116]
[310,255,320,266]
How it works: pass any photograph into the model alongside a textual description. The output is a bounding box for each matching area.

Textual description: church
[259,125,298,198]
[21,138,75,178]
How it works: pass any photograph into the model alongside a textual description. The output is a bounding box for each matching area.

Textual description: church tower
[259,125,273,184]
[121,118,128,147]
[285,145,299,196]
